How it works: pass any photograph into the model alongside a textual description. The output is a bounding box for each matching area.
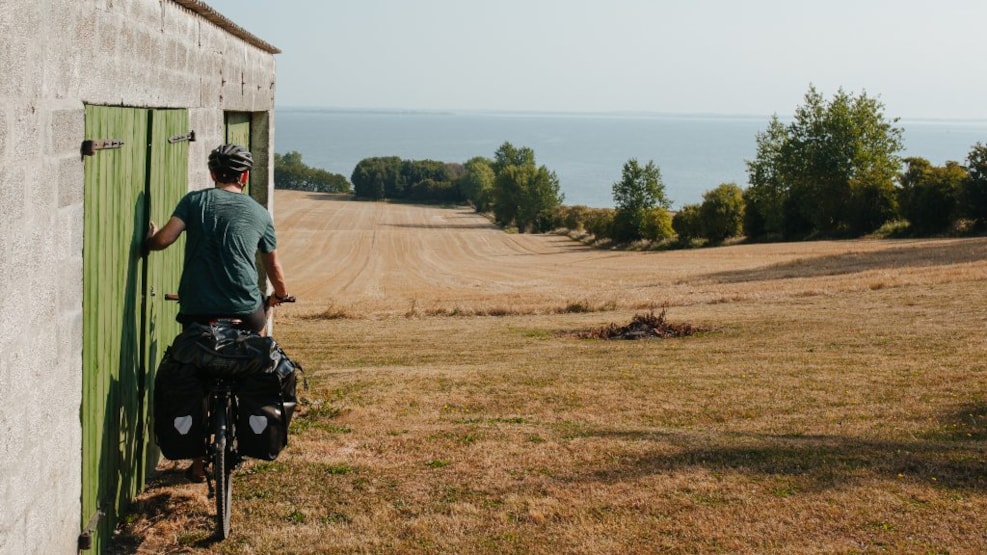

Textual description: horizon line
[273,105,987,124]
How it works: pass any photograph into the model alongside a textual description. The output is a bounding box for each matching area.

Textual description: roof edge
[172,0,282,54]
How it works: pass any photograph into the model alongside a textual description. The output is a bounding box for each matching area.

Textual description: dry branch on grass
[574,305,707,340]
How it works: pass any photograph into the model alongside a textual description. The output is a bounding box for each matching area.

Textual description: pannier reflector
[174,416,193,435]
[249,415,268,434]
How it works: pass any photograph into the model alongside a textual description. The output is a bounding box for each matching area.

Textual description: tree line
[274,85,987,246]
[273,151,352,194]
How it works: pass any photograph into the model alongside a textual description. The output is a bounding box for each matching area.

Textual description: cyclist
[144,143,290,480]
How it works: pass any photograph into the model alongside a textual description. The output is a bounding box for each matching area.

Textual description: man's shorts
[177,304,267,333]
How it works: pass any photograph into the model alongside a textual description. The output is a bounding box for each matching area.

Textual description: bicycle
[162,294,295,539]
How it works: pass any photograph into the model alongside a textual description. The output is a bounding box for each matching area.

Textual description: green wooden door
[82,106,189,552]
[82,105,149,552]
[142,109,189,482]
[225,112,252,195]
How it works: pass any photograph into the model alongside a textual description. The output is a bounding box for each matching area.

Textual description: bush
[699,183,745,243]
[898,157,966,234]
[672,204,702,243]
[641,208,674,241]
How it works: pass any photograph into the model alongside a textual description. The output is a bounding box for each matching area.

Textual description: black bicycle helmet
[208,143,254,174]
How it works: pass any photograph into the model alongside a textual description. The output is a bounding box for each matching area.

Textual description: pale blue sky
[206,0,987,120]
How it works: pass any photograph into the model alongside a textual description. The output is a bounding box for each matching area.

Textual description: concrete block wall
[0,2,277,553]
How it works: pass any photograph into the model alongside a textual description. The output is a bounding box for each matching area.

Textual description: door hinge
[77,509,103,551]
[80,139,124,160]
[169,130,196,144]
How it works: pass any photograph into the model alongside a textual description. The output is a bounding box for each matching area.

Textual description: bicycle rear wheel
[213,413,233,538]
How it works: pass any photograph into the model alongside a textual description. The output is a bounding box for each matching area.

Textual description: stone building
[0,1,279,552]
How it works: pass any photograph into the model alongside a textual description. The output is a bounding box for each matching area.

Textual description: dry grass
[113,195,987,554]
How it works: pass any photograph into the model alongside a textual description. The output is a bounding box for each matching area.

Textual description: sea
[274,108,987,209]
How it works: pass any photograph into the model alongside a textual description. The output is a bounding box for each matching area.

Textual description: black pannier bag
[236,372,295,461]
[235,345,300,460]
[153,352,207,460]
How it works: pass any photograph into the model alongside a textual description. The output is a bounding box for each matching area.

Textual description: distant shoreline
[274,105,987,125]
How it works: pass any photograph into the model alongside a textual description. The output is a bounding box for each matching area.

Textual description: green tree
[744,115,788,238]
[490,142,563,232]
[274,151,352,193]
[493,163,563,232]
[459,157,496,212]
[898,157,967,234]
[351,156,402,200]
[492,142,535,175]
[611,159,671,243]
[961,142,987,225]
[672,204,703,243]
[700,183,746,243]
[785,86,903,235]
[746,85,903,238]
[519,165,564,232]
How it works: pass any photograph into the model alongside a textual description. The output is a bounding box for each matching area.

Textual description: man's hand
[143,216,186,254]
[266,293,292,308]
[142,222,158,255]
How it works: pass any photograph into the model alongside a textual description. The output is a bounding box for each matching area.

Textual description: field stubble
[116,192,987,554]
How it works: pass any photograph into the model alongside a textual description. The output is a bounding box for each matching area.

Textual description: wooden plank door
[140,109,190,484]
[225,112,252,196]
[81,105,149,552]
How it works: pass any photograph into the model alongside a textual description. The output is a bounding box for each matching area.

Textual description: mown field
[115,191,987,554]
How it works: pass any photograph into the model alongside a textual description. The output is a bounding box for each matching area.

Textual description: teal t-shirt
[173,188,277,316]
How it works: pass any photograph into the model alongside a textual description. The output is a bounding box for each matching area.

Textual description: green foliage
[492,142,535,174]
[351,156,402,200]
[490,142,563,233]
[556,206,617,240]
[744,116,788,238]
[672,204,703,243]
[961,143,987,225]
[274,151,352,193]
[351,157,465,203]
[459,157,496,212]
[699,183,746,243]
[641,208,675,241]
[745,85,903,238]
[898,157,967,234]
[611,159,671,242]
[586,208,615,240]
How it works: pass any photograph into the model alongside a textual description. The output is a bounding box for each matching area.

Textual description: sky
[204,0,987,120]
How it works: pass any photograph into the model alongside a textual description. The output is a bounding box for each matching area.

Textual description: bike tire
[214,417,233,538]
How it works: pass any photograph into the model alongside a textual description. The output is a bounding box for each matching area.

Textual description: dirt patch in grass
[571,305,709,340]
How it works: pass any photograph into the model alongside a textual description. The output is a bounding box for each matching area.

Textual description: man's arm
[260,249,289,306]
[143,216,186,252]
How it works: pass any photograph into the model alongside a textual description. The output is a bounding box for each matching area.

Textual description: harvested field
[115,190,987,554]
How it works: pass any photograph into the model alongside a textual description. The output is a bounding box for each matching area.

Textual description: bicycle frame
[205,379,239,539]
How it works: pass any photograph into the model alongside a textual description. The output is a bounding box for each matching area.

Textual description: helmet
[208,144,254,174]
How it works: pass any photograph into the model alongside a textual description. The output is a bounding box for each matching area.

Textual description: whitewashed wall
[0,2,276,553]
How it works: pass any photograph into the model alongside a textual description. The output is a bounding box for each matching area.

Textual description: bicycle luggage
[169,322,279,378]
[153,352,208,460]
[235,347,300,460]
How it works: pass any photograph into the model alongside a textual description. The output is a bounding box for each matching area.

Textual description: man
[145,143,289,333]
[145,144,289,481]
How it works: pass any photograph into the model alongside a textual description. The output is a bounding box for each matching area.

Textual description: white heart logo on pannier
[173,415,193,435]
[249,415,269,434]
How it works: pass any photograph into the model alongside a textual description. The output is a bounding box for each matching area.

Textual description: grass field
[114,192,987,554]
